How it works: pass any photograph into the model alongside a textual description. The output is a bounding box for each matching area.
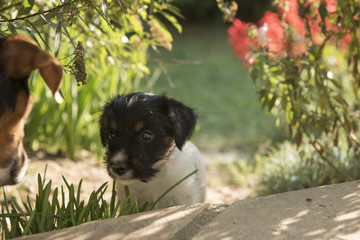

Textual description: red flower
[325,0,337,13]
[228,18,257,65]
[258,11,285,58]
[276,0,307,57]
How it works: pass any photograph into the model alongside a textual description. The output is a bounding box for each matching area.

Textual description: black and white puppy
[100,92,206,209]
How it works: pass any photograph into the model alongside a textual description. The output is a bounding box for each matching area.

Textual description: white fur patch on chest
[116,141,206,209]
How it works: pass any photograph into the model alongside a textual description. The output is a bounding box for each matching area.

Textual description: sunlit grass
[0,169,198,239]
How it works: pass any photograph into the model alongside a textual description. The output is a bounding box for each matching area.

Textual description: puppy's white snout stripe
[111,150,126,163]
[108,151,134,181]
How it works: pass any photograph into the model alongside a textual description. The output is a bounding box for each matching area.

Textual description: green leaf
[150,169,198,210]
[76,179,83,207]
[23,211,36,235]
[319,1,328,35]
[1,15,17,34]
[55,21,62,57]
[101,0,110,28]
[25,19,51,50]
[76,204,90,225]
[159,11,182,33]
[165,5,185,19]
[60,18,76,47]
[39,181,52,232]
[150,16,173,41]
[319,1,327,22]
[10,197,25,214]
[110,180,116,214]
[92,3,110,29]
[31,13,57,28]
[17,0,35,17]
[25,27,40,46]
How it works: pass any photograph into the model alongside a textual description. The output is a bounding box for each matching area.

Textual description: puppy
[0,35,63,186]
[100,92,206,209]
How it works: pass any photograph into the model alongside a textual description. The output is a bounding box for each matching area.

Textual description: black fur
[0,37,30,117]
[0,77,29,116]
[100,92,197,182]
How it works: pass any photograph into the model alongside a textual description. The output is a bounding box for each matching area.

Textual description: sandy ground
[2,150,253,207]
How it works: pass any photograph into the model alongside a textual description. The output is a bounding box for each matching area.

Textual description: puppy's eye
[109,130,117,139]
[141,131,154,142]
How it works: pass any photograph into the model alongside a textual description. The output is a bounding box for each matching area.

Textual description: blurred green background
[140,23,288,157]
[136,0,287,159]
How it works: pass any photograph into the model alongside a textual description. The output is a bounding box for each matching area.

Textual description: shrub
[0,0,184,158]
[255,139,360,196]
[228,0,360,181]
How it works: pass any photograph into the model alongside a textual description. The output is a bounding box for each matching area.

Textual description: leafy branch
[0,1,75,23]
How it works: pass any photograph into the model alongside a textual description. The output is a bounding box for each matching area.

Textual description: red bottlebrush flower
[258,11,284,58]
[306,0,342,45]
[228,18,257,65]
[339,33,352,50]
[278,0,307,56]
[325,0,337,13]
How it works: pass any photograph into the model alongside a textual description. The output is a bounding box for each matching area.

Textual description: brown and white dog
[0,35,63,186]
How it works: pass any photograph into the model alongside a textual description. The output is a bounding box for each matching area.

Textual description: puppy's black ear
[99,111,109,147]
[99,102,115,147]
[159,96,197,150]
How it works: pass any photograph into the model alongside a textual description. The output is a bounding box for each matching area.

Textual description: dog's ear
[3,35,63,103]
[159,95,197,150]
[99,102,118,147]
[99,110,110,147]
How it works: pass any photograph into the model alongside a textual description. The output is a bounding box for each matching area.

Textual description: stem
[0,1,79,23]
[304,130,350,181]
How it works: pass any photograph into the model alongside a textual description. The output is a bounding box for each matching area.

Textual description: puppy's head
[100,92,197,183]
[0,35,63,186]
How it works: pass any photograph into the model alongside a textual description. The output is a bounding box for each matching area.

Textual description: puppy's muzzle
[107,151,133,179]
[109,162,127,175]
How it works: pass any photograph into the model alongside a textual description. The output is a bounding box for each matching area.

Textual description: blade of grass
[10,197,25,214]
[3,187,10,214]
[149,169,198,210]
[22,211,36,236]
[39,181,52,232]
[76,179,83,207]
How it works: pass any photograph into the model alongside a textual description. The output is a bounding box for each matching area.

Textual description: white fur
[116,141,206,209]
[0,154,28,186]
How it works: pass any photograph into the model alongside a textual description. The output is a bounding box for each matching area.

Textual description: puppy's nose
[113,165,126,175]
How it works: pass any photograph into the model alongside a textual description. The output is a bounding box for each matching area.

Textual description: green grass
[0,169,198,239]
[138,24,288,157]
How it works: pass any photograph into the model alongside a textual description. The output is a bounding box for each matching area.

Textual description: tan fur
[134,121,144,132]
[110,121,118,131]
[0,35,63,185]
[3,35,63,102]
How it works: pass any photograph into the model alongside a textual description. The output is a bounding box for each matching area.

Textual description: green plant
[229,0,360,180]
[24,42,124,158]
[213,158,254,187]
[1,174,118,239]
[0,169,198,239]
[255,139,360,196]
[0,0,184,158]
